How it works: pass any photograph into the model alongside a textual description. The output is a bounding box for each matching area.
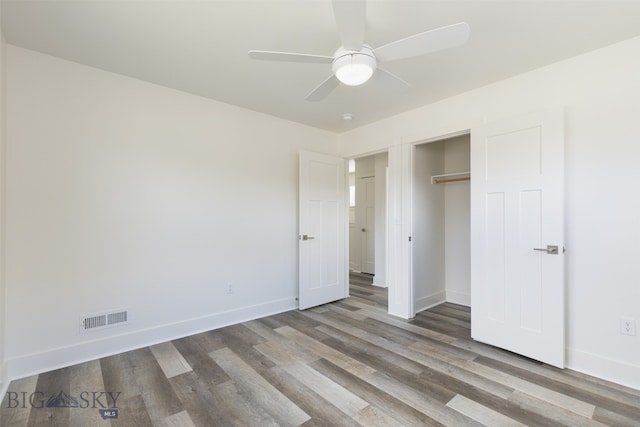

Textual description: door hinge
[408,236,412,242]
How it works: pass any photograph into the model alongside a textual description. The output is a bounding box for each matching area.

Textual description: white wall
[444,136,470,305]
[0,6,7,397]
[372,152,387,287]
[4,46,338,379]
[339,36,640,389]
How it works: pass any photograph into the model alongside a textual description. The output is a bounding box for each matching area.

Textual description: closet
[413,134,470,312]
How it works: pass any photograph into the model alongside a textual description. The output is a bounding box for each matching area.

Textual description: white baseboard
[6,297,298,383]
[415,291,446,313]
[446,290,471,307]
[567,347,640,391]
[372,273,387,288]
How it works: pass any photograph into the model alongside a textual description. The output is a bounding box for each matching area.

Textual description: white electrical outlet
[226,282,234,294]
[620,318,636,336]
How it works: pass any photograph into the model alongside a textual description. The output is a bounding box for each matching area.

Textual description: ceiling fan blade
[375,68,410,93]
[248,50,333,64]
[305,75,340,102]
[332,0,366,50]
[374,22,470,63]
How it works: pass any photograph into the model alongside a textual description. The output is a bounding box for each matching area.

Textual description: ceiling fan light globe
[336,63,373,86]
[332,51,376,86]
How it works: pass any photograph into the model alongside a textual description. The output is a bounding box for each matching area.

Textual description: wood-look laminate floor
[2,273,639,426]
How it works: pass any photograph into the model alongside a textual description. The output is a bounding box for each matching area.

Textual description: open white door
[471,109,565,368]
[299,151,348,310]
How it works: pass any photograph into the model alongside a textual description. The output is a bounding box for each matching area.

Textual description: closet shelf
[431,171,471,184]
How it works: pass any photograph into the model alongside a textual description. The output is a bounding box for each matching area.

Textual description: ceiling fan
[248,0,470,101]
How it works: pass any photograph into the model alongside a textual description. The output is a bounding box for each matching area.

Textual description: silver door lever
[533,245,558,254]
[300,234,315,240]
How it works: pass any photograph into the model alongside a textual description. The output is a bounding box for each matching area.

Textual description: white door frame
[385,131,470,319]
[346,152,390,289]
[346,134,467,319]
[386,142,414,318]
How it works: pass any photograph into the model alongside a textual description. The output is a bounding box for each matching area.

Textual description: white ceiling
[3,0,640,133]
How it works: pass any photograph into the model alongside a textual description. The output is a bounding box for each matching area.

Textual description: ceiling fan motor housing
[332,46,377,86]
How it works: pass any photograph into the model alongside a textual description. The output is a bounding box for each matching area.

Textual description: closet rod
[432,176,471,184]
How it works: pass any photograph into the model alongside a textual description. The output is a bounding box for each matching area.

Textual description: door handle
[533,245,559,255]
[300,234,315,241]
[361,228,366,232]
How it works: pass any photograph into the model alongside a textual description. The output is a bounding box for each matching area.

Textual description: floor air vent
[80,309,128,333]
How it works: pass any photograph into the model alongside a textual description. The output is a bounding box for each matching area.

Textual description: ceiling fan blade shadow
[248,50,333,64]
[332,0,366,50]
[374,22,470,63]
[306,75,340,102]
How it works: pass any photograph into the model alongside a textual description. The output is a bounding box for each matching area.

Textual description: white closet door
[471,109,565,368]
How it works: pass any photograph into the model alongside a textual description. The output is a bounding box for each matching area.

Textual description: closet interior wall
[413,135,470,313]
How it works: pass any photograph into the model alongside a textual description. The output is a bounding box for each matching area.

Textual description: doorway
[348,152,388,291]
[412,134,471,312]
